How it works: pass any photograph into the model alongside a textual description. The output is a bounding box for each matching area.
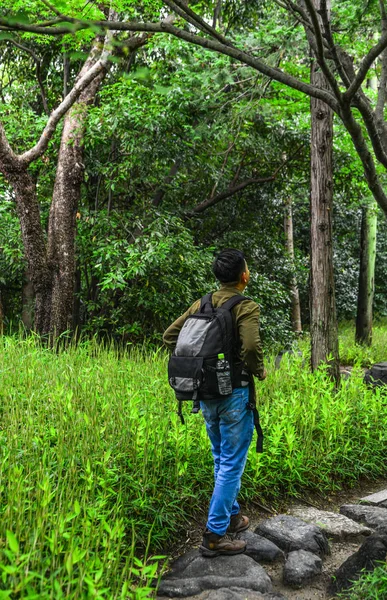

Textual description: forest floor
[159,478,387,600]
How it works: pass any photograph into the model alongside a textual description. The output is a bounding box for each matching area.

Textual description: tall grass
[339,318,387,366]
[0,334,386,597]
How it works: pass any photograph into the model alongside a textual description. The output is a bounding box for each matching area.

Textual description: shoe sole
[199,545,246,558]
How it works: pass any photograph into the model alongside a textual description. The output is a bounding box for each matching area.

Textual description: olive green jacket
[163,284,265,379]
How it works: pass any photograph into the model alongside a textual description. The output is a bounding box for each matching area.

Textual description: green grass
[339,318,387,366]
[338,564,387,599]
[0,331,386,597]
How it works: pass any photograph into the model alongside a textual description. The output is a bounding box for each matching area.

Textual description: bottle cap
[218,353,225,359]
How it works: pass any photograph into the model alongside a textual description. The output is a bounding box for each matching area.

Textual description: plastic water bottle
[216,353,232,395]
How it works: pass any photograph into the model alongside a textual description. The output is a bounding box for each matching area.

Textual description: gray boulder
[288,507,371,541]
[364,361,387,387]
[283,550,322,589]
[328,532,387,595]
[164,590,287,600]
[255,515,330,557]
[360,489,387,508]
[340,504,387,529]
[237,530,284,563]
[158,552,272,598]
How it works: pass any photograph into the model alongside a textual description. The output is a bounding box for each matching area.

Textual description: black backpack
[167,292,264,452]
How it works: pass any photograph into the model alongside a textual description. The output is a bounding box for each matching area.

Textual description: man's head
[212,249,250,289]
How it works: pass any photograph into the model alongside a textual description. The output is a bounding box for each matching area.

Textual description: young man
[163,249,266,557]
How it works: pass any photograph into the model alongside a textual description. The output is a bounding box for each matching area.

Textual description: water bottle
[216,353,233,395]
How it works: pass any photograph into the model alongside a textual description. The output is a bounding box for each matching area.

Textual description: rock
[360,489,387,508]
[275,349,303,370]
[340,504,387,529]
[163,590,287,600]
[255,515,330,557]
[158,552,272,598]
[288,506,371,540]
[364,361,387,387]
[283,550,322,589]
[340,369,352,380]
[237,530,284,563]
[328,532,387,595]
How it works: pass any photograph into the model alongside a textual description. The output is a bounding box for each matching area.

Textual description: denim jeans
[200,387,254,536]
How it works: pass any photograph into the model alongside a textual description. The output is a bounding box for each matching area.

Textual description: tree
[0,37,113,335]
[4,1,387,219]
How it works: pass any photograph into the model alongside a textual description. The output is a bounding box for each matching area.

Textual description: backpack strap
[200,293,213,313]
[221,294,250,312]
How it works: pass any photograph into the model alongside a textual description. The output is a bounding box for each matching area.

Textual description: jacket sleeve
[163,300,201,352]
[236,302,265,379]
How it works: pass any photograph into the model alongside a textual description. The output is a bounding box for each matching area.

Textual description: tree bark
[284,196,302,333]
[309,0,340,382]
[355,201,377,345]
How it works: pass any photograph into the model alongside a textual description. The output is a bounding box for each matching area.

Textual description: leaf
[6,530,19,554]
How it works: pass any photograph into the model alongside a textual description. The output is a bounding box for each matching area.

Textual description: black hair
[212,249,246,283]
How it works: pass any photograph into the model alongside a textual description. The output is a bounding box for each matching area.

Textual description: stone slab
[255,515,330,557]
[158,552,272,598]
[283,550,322,589]
[340,504,387,529]
[360,489,387,507]
[237,530,285,563]
[288,507,371,540]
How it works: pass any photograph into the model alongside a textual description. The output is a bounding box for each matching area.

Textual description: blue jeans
[200,387,254,536]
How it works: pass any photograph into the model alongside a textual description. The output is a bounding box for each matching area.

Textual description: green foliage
[0,327,386,595]
[339,318,387,366]
[77,213,214,340]
[339,564,387,599]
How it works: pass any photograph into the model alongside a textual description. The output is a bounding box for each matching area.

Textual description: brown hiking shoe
[199,530,247,557]
[227,513,250,534]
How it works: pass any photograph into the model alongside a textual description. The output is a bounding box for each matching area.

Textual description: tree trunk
[284,196,302,333]
[355,201,377,345]
[42,43,108,338]
[309,0,340,382]
[356,73,378,346]
[21,270,35,330]
[0,290,3,334]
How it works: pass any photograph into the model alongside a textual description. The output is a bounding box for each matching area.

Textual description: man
[163,249,266,557]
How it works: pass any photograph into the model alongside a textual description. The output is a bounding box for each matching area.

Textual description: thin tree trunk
[356,201,377,345]
[284,196,302,333]
[356,73,378,346]
[21,270,35,330]
[309,0,340,382]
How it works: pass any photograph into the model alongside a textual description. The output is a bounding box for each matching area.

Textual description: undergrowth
[0,333,386,597]
[338,318,387,366]
[338,564,387,599]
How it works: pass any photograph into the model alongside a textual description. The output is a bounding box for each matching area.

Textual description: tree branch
[343,32,387,101]
[302,0,342,100]
[18,49,110,165]
[188,176,274,215]
[0,17,340,111]
[7,39,49,115]
[187,143,305,216]
[319,0,351,88]
[376,0,387,120]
